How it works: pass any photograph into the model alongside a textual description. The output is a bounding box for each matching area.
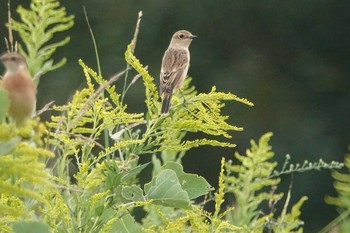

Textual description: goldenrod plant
[225,133,306,233]
[10,0,74,82]
[0,1,345,233]
[0,120,53,232]
[322,153,350,233]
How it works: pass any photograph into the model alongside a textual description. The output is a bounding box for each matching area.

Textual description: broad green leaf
[151,154,162,177]
[145,169,190,208]
[122,185,145,201]
[13,221,50,233]
[162,162,213,199]
[109,213,145,233]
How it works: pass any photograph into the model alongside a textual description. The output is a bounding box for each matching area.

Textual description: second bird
[159,30,196,114]
[0,52,36,124]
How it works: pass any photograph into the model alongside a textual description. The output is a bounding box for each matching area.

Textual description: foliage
[0,1,346,233]
[0,88,10,120]
[223,133,303,232]
[224,132,341,233]
[272,154,344,178]
[125,44,253,152]
[42,43,249,231]
[0,120,53,232]
[13,221,50,233]
[142,158,240,233]
[323,152,350,232]
[10,0,74,83]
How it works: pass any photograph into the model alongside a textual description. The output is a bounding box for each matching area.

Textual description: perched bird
[0,52,36,123]
[159,30,196,114]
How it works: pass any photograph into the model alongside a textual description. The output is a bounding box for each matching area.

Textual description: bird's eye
[10,56,17,61]
[179,34,185,39]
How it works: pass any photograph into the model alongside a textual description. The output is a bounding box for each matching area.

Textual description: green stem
[83,6,110,151]
[121,64,131,103]
[319,209,350,233]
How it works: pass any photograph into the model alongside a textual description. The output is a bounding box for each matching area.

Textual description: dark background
[1,1,350,232]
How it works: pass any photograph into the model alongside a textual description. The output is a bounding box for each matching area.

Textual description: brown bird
[1,52,36,124]
[160,30,196,114]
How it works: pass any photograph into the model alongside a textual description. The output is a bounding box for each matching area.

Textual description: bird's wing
[160,48,188,94]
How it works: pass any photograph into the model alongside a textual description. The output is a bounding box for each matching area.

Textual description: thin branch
[131,11,143,53]
[7,0,14,52]
[121,11,143,103]
[55,130,105,150]
[34,100,55,117]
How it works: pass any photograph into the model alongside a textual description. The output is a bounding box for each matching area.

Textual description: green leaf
[153,116,165,129]
[151,154,162,177]
[0,137,21,156]
[109,214,145,233]
[145,169,191,208]
[11,0,74,81]
[95,205,105,217]
[162,162,212,199]
[121,185,145,201]
[13,221,50,233]
[103,161,122,189]
[0,89,9,120]
[121,162,150,182]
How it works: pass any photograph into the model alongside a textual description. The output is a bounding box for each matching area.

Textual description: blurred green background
[1,1,349,231]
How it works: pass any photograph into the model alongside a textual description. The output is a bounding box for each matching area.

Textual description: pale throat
[171,40,191,49]
[4,63,27,76]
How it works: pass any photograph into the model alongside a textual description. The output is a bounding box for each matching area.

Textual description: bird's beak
[190,35,197,39]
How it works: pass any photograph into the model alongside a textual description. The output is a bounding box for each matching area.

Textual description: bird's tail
[161,93,172,114]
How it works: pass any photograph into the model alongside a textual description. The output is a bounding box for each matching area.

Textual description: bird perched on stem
[0,52,36,124]
[159,30,196,114]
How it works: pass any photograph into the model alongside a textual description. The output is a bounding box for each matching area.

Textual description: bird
[0,52,36,124]
[159,30,196,114]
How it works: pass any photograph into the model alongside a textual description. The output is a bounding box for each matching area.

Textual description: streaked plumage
[160,30,196,114]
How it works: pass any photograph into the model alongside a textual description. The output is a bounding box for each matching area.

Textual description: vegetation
[0,1,347,232]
